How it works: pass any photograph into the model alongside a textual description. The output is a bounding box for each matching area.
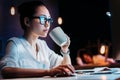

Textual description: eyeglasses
[32,15,53,25]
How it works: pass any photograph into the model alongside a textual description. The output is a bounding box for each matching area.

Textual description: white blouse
[0,37,63,70]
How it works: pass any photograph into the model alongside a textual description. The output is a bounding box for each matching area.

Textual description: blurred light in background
[99,44,109,60]
[58,17,63,25]
[100,44,106,54]
[106,11,111,17]
[10,6,15,16]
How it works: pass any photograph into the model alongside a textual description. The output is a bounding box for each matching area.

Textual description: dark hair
[77,48,93,63]
[18,1,46,31]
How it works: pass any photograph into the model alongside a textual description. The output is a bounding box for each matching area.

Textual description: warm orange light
[100,45,106,54]
[58,17,63,25]
[10,6,15,15]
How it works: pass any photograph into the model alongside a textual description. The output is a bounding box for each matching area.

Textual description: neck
[23,31,39,46]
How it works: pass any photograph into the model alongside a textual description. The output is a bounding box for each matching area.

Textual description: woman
[0,1,74,78]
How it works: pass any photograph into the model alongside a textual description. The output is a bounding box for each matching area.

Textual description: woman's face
[27,5,52,37]
[83,54,93,63]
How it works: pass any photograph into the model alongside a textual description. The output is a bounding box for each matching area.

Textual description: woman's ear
[24,17,30,27]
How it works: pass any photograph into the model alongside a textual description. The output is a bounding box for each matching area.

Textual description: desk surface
[1,67,120,80]
[0,74,120,80]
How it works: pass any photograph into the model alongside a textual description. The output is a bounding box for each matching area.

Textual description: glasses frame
[31,15,53,25]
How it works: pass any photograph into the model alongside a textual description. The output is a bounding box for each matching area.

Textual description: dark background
[57,0,112,65]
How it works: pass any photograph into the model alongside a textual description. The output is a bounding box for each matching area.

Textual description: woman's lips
[43,29,48,32]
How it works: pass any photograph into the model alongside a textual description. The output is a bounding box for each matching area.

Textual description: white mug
[49,26,67,47]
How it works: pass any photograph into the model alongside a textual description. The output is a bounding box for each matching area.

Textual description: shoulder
[8,37,21,42]
[7,37,23,47]
[96,54,105,58]
[93,54,102,58]
[93,55,105,62]
[5,37,21,56]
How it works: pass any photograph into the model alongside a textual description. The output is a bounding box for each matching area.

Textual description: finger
[68,64,75,72]
[51,67,65,77]
[54,70,64,77]
[60,64,75,74]
[55,66,69,76]
[56,65,70,76]
[65,64,75,73]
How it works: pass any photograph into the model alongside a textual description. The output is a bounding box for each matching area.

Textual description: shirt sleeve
[0,41,19,70]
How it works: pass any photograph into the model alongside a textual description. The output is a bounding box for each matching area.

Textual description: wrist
[60,49,70,56]
[46,69,52,76]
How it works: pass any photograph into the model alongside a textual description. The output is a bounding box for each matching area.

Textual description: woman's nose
[44,21,50,28]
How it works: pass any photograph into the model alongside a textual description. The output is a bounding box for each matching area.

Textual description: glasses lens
[40,16,45,25]
[48,18,53,23]
[38,16,53,25]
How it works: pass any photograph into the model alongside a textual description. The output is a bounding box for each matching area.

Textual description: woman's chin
[39,34,47,38]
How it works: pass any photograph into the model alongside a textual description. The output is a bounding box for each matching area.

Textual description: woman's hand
[48,64,75,77]
[61,34,70,53]
[107,58,116,64]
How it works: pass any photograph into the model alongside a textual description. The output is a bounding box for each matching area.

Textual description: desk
[0,67,120,80]
[0,74,120,80]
